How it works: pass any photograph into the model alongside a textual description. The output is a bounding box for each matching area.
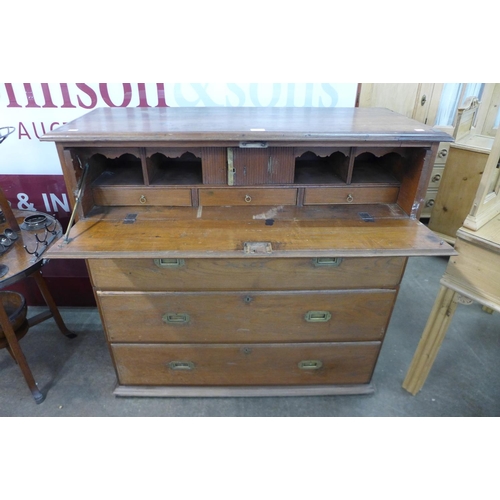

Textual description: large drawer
[111,342,381,386]
[88,256,406,291]
[98,289,396,343]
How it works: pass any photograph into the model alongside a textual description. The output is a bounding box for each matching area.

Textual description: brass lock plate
[243,241,273,255]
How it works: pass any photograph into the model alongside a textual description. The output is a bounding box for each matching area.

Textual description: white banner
[0,83,357,175]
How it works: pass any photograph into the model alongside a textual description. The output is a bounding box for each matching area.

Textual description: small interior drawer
[199,188,297,206]
[92,186,193,206]
[303,186,399,205]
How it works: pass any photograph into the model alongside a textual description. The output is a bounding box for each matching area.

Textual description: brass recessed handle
[304,311,332,322]
[244,194,252,203]
[168,361,195,371]
[313,257,343,267]
[163,313,190,324]
[298,360,323,370]
[140,195,147,204]
[154,258,185,268]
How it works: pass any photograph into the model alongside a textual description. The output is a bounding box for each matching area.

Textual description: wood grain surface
[46,215,454,259]
[88,255,406,291]
[98,289,396,343]
[41,107,452,144]
[111,341,381,386]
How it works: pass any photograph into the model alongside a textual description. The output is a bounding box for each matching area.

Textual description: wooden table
[403,215,500,395]
[0,207,75,403]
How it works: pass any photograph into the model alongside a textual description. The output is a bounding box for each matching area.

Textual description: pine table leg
[403,286,459,395]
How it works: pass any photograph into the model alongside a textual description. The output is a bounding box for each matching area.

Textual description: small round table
[0,209,76,404]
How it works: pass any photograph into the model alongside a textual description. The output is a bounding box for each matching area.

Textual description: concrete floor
[1,255,498,417]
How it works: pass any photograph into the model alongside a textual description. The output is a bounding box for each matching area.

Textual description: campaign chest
[42,107,454,397]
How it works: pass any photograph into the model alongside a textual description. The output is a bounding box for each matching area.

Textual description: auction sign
[0,83,357,304]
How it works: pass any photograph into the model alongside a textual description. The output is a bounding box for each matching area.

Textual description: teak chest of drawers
[42,107,455,397]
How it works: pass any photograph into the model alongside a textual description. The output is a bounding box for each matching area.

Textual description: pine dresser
[42,107,455,397]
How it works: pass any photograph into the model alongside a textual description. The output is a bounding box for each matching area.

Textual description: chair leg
[5,344,17,363]
[32,270,76,339]
[0,305,45,404]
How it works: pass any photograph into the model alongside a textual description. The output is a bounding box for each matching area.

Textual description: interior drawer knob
[244,194,252,203]
[139,195,147,204]
[346,193,354,203]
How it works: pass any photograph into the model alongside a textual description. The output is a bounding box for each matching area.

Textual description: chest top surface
[41,107,452,144]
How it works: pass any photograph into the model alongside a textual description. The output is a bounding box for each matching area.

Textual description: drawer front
[428,166,444,188]
[421,188,438,218]
[199,188,297,206]
[88,256,406,291]
[111,342,381,386]
[303,186,399,205]
[434,143,450,166]
[92,186,192,206]
[98,290,396,343]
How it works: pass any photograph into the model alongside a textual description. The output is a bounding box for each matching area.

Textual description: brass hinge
[228,148,235,186]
